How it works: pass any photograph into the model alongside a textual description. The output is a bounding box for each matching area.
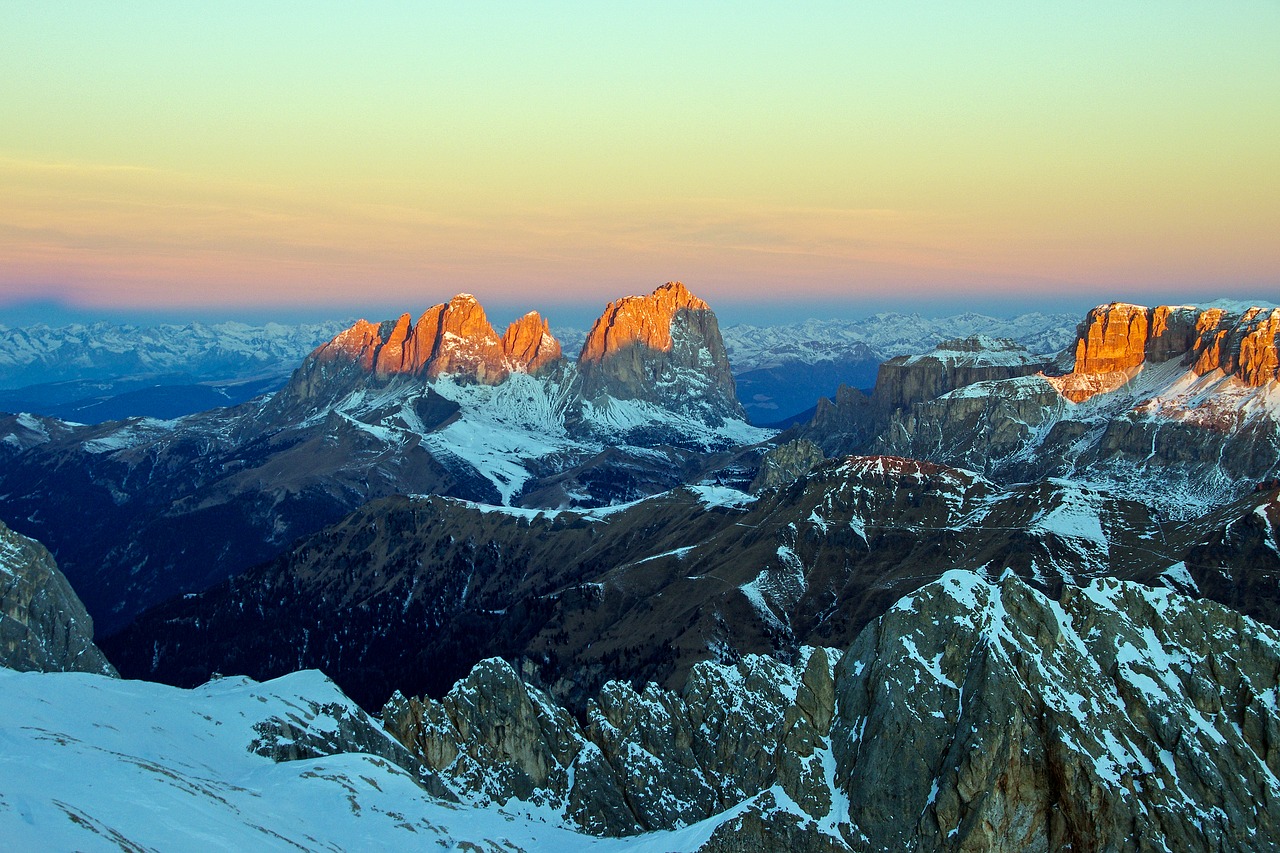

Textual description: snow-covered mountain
[721,311,1079,370]
[0,665,722,852]
[0,319,351,424]
[0,319,349,389]
[0,283,771,634]
[720,310,1079,423]
[7,570,1279,851]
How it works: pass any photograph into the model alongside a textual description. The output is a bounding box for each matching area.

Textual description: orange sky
[2,3,1278,320]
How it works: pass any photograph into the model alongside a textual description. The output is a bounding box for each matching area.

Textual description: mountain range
[2,285,1280,850]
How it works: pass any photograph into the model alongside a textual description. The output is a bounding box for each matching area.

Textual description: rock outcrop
[750,438,825,492]
[830,571,1280,852]
[244,671,456,800]
[383,649,839,837]
[787,336,1051,457]
[0,519,116,676]
[576,281,744,421]
[383,573,1280,850]
[501,311,562,375]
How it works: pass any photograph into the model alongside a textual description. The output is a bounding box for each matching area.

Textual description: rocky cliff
[872,335,1051,411]
[1058,302,1280,402]
[381,572,1280,850]
[384,649,839,837]
[785,336,1050,459]
[576,281,744,422]
[0,519,116,676]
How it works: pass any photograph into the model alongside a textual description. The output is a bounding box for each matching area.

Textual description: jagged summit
[577,281,743,421]
[578,281,710,361]
[288,294,562,400]
[283,281,747,428]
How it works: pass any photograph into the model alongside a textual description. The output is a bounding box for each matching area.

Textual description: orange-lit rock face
[1073,303,1151,374]
[1236,309,1280,386]
[578,281,710,365]
[306,294,562,388]
[1061,302,1280,402]
[1191,307,1280,386]
[575,281,742,418]
[502,312,562,376]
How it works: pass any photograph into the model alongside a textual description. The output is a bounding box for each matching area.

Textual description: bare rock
[501,311,562,376]
[283,293,564,404]
[0,519,116,676]
[750,438,825,492]
[872,336,1050,412]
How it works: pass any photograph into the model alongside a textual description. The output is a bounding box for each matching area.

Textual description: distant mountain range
[0,309,1082,425]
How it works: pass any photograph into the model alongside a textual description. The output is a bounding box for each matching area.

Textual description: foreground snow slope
[0,667,732,852]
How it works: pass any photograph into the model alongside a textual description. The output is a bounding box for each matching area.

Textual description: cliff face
[279,283,748,427]
[0,519,116,676]
[576,281,743,421]
[871,336,1050,412]
[1063,302,1280,402]
[384,650,839,837]
[501,311,562,376]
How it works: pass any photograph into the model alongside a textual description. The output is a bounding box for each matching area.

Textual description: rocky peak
[384,574,1280,849]
[1069,302,1202,378]
[283,293,565,402]
[1190,305,1280,386]
[576,281,743,420]
[384,649,840,837]
[501,311,562,376]
[579,281,710,361]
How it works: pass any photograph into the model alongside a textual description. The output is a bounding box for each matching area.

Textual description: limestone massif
[577,281,743,419]
[285,293,562,401]
[283,281,743,422]
[792,301,1280,515]
[1060,301,1280,402]
[871,335,1050,411]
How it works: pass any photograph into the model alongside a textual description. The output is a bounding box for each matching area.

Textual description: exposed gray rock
[832,571,1280,852]
[384,648,840,837]
[871,336,1050,411]
[0,518,115,676]
[385,574,1280,851]
[246,673,457,801]
[750,438,825,492]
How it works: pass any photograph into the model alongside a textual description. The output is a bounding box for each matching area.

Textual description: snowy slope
[0,666,732,852]
[0,320,348,389]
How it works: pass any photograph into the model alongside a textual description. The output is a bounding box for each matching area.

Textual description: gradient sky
[2,2,1278,324]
